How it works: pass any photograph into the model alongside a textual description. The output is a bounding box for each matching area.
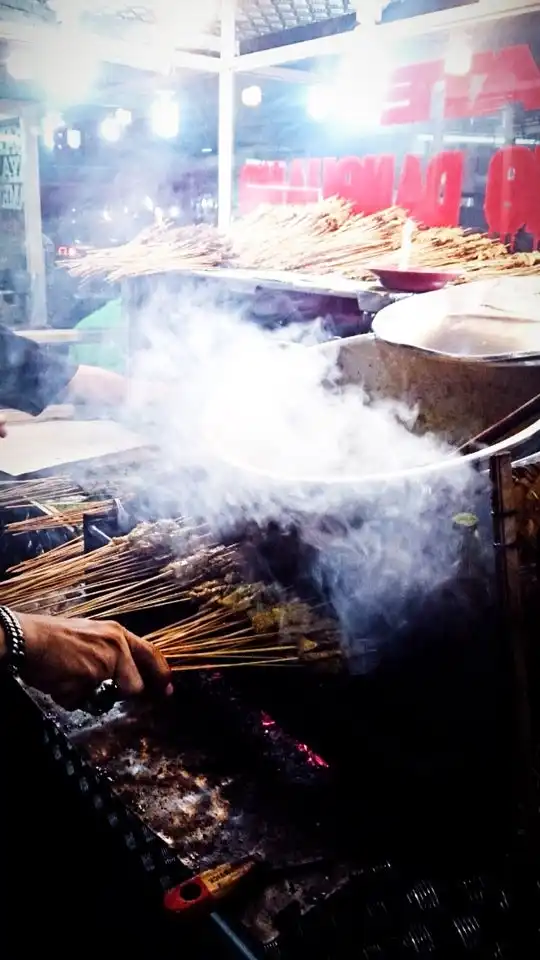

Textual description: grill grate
[2,480,539,955]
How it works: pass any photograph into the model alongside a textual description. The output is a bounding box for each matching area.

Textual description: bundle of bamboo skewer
[65,542,239,619]
[63,198,540,286]
[2,516,342,673]
[66,222,233,282]
[5,499,116,535]
[6,535,84,578]
[0,477,84,510]
[146,581,340,672]
[1,519,213,613]
[1,535,86,615]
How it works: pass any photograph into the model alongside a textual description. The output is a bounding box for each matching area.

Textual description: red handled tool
[164,860,256,915]
[164,856,334,917]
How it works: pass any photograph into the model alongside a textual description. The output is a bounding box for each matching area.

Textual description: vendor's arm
[65,364,129,407]
[0,323,129,415]
[0,610,172,709]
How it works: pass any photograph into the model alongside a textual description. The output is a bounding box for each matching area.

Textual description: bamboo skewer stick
[63,199,540,287]
[144,581,341,672]
[0,478,82,504]
[5,500,115,534]
[1,519,229,616]
[170,658,298,672]
[7,536,84,575]
[1,509,341,674]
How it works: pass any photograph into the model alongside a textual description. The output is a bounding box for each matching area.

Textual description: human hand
[16,612,173,709]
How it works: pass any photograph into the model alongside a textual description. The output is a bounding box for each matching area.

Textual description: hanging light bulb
[150,91,179,139]
[241,85,262,108]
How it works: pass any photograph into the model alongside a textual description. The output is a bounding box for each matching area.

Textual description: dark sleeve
[0,324,78,416]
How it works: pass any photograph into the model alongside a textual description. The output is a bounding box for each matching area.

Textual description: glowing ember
[296,743,329,769]
[260,711,329,768]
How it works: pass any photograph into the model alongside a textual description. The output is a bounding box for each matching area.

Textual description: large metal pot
[215,334,540,506]
[336,334,540,446]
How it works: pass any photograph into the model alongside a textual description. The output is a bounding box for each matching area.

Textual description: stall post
[218,0,236,230]
[19,103,46,327]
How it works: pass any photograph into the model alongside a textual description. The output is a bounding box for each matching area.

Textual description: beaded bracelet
[0,606,26,678]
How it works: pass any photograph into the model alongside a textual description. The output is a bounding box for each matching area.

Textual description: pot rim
[216,416,540,488]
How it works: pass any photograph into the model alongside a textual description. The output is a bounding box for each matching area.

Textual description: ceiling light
[66,128,82,149]
[115,108,132,126]
[150,91,179,139]
[99,116,122,142]
[241,85,262,108]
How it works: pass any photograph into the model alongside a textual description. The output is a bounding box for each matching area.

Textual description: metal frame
[221,0,540,225]
[1,0,540,247]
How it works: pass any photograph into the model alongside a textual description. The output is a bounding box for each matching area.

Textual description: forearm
[67,366,170,412]
[66,365,129,407]
[0,623,6,662]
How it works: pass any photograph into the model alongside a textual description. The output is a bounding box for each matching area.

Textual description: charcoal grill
[1,479,538,956]
[0,495,76,574]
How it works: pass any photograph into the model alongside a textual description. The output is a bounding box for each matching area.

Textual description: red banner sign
[238,44,540,238]
[384,44,540,125]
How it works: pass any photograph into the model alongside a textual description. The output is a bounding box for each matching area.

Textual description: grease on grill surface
[63,702,349,944]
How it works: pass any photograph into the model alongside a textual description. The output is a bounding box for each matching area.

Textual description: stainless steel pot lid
[372,277,540,362]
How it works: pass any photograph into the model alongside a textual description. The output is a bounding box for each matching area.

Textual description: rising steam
[122,283,488,668]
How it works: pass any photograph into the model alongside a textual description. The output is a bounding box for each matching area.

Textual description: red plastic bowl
[369,267,461,294]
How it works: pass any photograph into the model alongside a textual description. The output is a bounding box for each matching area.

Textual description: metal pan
[368,267,461,294]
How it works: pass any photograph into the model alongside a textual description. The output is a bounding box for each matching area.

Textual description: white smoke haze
[120,284,489,667]
[127,287,453,482]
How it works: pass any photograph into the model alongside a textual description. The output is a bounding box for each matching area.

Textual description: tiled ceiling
[53,1,353,41]
[235,0,353,39]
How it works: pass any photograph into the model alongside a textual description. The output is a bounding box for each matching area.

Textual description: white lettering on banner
[0,155,21,182]
[0,183,23,211]
[0,124,22,157]
[0,120,24,210]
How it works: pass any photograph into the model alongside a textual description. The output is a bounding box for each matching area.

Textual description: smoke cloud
[120,282,489,670]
